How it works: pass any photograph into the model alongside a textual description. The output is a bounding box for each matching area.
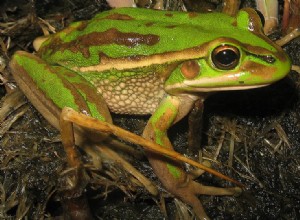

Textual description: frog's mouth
[183,83,269,92]
[165,74,273,93]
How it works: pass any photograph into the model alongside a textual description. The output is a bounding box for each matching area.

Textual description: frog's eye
[211,45,240,70]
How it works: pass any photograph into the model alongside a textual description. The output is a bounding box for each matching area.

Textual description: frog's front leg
[143,95,240,219]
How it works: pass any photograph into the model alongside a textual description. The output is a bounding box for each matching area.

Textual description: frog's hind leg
[59,105,242,220]
[10,51,114,219]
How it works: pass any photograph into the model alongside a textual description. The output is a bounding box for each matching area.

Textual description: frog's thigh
[54,66,113,145]
[10,51,112,134]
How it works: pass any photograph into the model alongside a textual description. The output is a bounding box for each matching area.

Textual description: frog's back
[38,8,275,72]
[38,8,239,69]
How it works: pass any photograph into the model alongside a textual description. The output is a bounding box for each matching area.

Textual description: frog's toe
[192,181,242,196]
[232,186,243,196]
[189,160,212,179]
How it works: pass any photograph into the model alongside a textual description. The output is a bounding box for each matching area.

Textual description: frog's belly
[94,73,166,115]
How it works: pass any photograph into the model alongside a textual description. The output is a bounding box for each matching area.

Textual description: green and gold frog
[10,7,291,219]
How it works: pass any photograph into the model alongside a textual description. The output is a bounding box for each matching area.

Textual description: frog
[9,7,291,219]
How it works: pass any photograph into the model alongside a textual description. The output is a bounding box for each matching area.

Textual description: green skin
[10,7,291,219]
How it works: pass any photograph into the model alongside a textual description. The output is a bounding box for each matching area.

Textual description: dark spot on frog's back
[165,13,173,17]
[105,13,134,20]
[165,25,177,29]
[188,12,198,18]
[79,28,159,48]
[145,22,155,27]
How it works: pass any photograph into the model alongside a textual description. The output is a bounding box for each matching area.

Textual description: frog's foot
[147,153,241,220]
[157,176,241,220]
[167,177,241,220]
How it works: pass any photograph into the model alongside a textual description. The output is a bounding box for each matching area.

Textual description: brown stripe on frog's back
[77,28,160,48]
[104,13,135,20]
[40,28,160,58]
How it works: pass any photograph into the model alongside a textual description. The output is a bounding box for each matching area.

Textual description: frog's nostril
[262,55,276,63]
[247,52,276,64]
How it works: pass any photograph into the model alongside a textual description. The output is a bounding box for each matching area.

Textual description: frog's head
[165,8,291,94]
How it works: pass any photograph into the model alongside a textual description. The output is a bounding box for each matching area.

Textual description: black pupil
[216,49,238,66]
